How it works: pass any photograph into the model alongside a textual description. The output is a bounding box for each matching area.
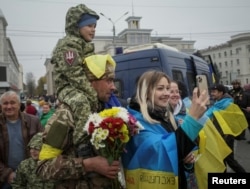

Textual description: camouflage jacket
[51,3,100,147]
[36,104,112,189]
[12,158,55,189]
[51,3,99,109]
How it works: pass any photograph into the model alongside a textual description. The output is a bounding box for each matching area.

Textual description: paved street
[230,129,250,172]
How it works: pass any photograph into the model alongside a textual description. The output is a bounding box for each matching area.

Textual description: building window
[230,50,233,55]
[237,69,240,75]
[226,71,228,76]
[219,62,222,68]
[132,20,139,29]
[225,61,228,67]
[224,51,227,57]
[218,53,221,58]
[219,72,222,77]
[0,67,7,81]
[237,59,240,65]
[246,78,249,84]
[231,60,233,67]
[236,47,242,54]
[246,45,250,53]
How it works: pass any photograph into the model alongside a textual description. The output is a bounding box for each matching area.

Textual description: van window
[187,72,196,94]
[114,80,123,98]
[172,70,184,82]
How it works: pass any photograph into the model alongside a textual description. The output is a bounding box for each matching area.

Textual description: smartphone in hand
[196,75,210,105]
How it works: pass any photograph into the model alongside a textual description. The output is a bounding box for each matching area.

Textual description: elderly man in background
[0,91,44,189]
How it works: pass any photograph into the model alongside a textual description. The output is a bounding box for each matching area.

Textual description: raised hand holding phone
[196,75,210,105]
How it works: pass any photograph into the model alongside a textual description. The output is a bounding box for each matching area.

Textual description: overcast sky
[1,0,250,84]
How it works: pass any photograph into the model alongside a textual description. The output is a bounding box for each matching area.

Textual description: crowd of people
[0,3,249,189]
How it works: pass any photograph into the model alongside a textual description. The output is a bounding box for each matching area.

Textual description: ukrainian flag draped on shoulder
[194,96,247,189]
[205,97,248,136]
[180,99,231,189]
[194,116,231,189]
[122,108,178,189]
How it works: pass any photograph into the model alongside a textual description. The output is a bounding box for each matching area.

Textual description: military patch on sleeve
[64,50,77,66]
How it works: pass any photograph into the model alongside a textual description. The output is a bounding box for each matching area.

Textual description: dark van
[113,46,213,100]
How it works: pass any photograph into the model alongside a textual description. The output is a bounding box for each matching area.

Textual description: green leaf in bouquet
[107,155,114,165]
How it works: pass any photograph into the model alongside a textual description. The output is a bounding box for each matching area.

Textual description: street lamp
[100,11,129,47]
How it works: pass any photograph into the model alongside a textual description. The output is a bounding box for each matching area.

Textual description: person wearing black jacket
[228,80,247,140]
[238,84,250,143]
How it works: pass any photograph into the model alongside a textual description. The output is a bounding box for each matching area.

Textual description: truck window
[187,72,196,95]
[114,80,123,98]
[172,70,184,82]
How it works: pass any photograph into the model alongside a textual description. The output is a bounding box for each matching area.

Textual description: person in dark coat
[0,91,43,189]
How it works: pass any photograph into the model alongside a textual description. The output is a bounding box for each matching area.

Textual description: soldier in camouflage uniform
[36,54,121,189]
[51,4,100,147]
[12,133,55,189]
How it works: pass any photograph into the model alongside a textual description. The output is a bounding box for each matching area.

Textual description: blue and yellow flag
[194,118,232,189]
[206,97,248,136]
[181,98,232,189]
[123,108,179,189]
[194,97,247,188]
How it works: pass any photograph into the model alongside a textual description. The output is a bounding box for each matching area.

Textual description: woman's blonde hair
[135,70,172,124]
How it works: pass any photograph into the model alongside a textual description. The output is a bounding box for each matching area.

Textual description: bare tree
[36,76,46,96]
[26,72,36,98]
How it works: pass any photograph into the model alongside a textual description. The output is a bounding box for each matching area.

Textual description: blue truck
[113,45,213,101]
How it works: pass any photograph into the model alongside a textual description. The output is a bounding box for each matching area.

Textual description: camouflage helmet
[28,132,43,150]
[65,4,99,37]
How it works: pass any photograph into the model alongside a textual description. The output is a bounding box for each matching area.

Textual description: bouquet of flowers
[84,107,144,189]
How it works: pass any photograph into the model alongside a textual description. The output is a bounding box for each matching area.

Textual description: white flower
[90,113,103,126]
[116,107,129,122]
[90,128,109,149]
[84,113,103,134]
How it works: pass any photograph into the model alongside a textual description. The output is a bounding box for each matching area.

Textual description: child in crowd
[50,4,100,148]
[12,133,55,189]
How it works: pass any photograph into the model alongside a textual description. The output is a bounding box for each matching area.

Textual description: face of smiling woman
[153,77,170,108]
[168,82,181,108]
